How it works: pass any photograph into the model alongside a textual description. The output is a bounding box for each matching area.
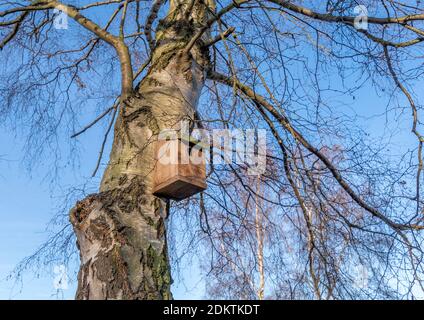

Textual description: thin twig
[71,102,118,138]
[92,106,118,177]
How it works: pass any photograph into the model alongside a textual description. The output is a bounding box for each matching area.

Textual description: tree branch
[268,0,424,25]
[207,69,424,233]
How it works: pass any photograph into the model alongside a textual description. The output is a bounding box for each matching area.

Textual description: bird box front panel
[153,138,207,200]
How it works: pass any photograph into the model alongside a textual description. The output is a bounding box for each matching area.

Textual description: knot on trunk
[70,194,98,225]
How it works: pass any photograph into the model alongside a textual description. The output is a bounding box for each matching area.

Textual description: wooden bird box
[152,136,207,201]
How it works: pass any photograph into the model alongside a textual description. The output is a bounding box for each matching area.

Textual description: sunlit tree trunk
[69,0,215,300]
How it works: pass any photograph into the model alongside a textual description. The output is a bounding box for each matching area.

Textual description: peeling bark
[70,0,215,300]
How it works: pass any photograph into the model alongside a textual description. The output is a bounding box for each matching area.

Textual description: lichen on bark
[70,0,215,300]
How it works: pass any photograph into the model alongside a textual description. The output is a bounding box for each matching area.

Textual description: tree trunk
[69,0,214,300]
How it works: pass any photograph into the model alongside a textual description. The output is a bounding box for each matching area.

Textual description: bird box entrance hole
[152,136,207,201]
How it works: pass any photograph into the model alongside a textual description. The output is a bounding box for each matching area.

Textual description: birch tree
[1,0,424,299]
